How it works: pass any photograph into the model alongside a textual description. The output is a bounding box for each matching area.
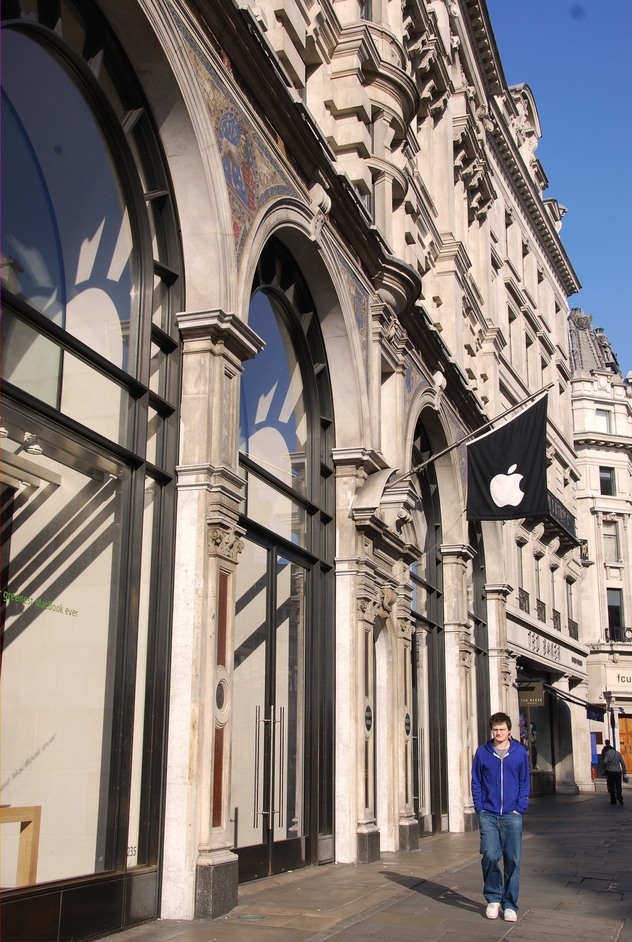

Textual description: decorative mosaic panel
[444,404,468,485]
[403,355,430,409]
[333,248,370,383]
[170,7,298,262]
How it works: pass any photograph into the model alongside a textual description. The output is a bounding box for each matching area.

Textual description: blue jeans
[478,810,523,912]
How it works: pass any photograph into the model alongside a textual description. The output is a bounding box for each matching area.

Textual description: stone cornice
[459,0,506,99]
[176,308,264,361]
[574,433,632,452]
[488,99,580,297]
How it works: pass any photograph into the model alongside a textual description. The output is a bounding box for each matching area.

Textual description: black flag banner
[466,395,548,521]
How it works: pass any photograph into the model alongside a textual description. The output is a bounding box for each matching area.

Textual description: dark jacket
[602,748,626,775]
[471,739,531,815]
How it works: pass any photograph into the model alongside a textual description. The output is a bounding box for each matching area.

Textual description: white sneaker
[503,908,518,922]
[485,902,501,919]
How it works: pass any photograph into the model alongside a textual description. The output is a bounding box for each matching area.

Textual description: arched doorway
[231,238,335,881]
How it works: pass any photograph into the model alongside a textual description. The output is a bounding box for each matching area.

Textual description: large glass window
[1,2,181,916]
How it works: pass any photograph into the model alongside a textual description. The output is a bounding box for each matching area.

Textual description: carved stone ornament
[358,586,398,623]
[380,586,398,615]
[358,596,380,623]
[500,655,514,689]
[310,210,326,243]
[398,617,414,638]
[208,525,245,561]
[460,648,473,671]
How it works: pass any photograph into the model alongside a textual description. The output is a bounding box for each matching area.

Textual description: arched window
[1,3,181,932]
[231,238,334,881]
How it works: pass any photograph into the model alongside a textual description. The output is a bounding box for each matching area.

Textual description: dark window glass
[608,588,623,628]
[600,467,616,496]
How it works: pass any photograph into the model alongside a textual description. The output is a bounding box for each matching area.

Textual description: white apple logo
[489,464,524,508]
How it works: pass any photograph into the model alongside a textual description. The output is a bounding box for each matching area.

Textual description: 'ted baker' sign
[518,680,544,707]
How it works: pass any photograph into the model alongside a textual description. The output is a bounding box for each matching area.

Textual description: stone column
[331,449,377,864]
[484,583,514,717]
[440,544,475,832]
[551,676,592,795]
[398,617,419,850]
[162,310,262,921]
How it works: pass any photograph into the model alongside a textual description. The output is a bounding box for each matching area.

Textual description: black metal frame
[410,421,447,835]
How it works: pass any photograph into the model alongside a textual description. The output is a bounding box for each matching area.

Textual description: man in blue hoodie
[471,712,530,923]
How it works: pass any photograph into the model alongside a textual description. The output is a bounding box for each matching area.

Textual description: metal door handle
[253,705,261,828]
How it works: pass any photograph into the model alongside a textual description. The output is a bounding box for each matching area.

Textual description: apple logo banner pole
[466,396,548,521]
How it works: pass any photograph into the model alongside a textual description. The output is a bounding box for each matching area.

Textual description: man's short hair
[489,712,512,731]
[605,740,611,747]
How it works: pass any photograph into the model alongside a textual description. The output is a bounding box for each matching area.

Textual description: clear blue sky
[487,0,632,374]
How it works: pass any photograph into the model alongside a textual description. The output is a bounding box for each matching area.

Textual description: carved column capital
[207,522,246,561]
[358,585,398,623]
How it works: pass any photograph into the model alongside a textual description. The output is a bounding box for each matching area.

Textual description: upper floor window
[534,554,542,599]
[599,467,616,497]
[595,409,612,434]
[603,520,620,563]
[566,578,574,621]
[607,588,623,629]
[517,541,527,592]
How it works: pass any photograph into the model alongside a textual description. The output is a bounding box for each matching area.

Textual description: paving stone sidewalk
[97,787,631,942]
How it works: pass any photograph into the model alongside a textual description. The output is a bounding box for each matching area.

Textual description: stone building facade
[568,310,632,773]
[1,1,591,939]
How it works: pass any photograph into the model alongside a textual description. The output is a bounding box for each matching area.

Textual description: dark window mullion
[107,462,148,873]
[37,0,61,30]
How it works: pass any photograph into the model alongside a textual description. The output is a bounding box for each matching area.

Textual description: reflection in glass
[152,273,169,331]
[1,30,134,371]
[2,311,61,407]
[60,351,130,445]
[244,470,307,547]
[240,292,307,493]
[149,342,167,398]
[275,556,305,840]
[2,312,130,446]
[231,539,268,849]
[146,406,163,467]
[127,477,156,868]
[0,418,126,885]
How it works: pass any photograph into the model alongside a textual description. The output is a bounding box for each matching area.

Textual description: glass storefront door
[231,538,307,881]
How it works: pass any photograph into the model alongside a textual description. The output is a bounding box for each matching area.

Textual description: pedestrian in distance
[601,742,627,806]
[471,712,531,923]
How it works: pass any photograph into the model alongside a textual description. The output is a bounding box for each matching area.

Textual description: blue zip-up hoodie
[471,739,531,815]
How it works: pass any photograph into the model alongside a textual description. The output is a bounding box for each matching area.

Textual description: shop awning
[543,684,606,721]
